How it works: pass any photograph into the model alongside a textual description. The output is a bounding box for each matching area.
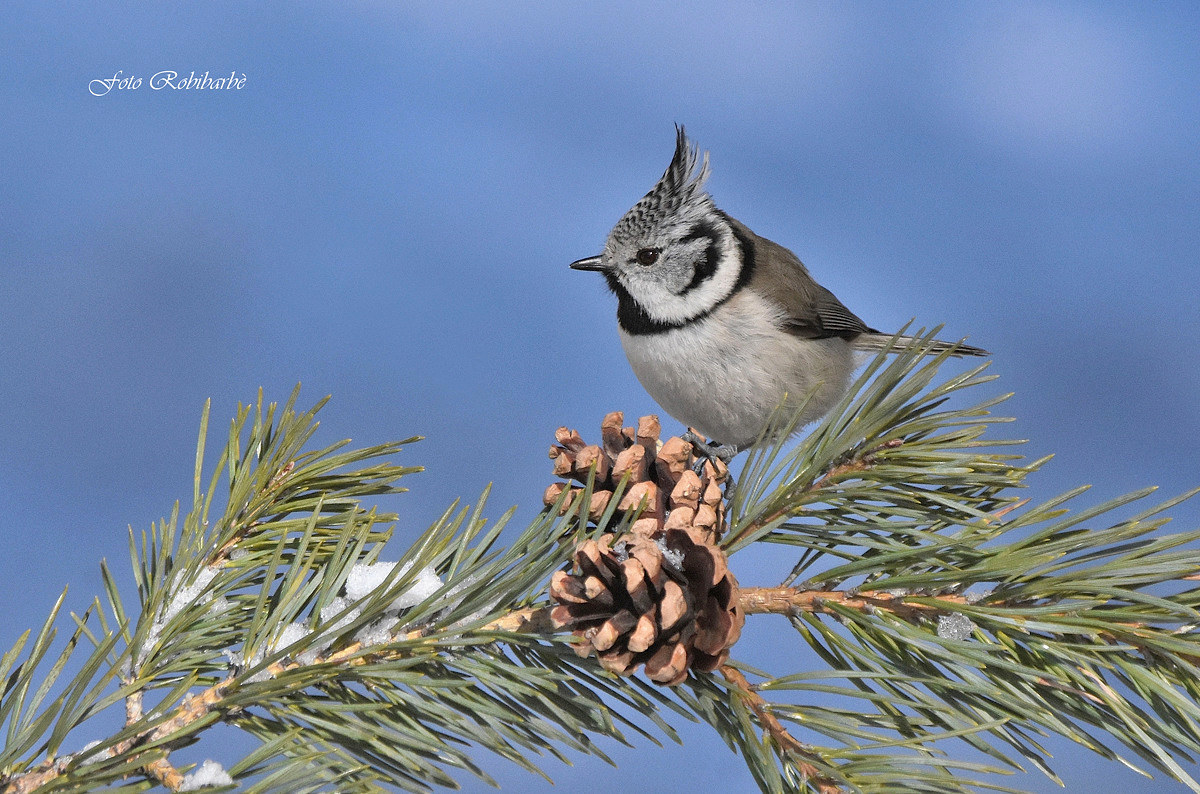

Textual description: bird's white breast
[619,290,855,448]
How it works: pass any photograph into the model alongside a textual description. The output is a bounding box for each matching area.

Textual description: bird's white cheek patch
[655,232,741,324]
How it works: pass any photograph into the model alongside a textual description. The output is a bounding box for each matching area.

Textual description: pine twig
[1,759,69,794]
[530,585,971,632]
[121,683,187,790]
[720,665,843,794]
[144,757,185,789]
[723,439,902,549]
[739,586,968,621]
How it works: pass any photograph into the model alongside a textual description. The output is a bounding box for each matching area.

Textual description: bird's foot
[681,430,738,494]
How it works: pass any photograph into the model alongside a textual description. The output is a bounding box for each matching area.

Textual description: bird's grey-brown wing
[735,219,876,340]
[728,217,988,357]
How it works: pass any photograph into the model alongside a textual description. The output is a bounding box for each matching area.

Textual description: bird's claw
[681,430,738,495]
[682,430,737,465]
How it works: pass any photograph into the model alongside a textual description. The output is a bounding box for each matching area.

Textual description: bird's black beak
[569,255,607,272]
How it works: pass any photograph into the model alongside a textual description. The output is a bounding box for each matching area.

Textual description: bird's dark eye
[635,248,660,266]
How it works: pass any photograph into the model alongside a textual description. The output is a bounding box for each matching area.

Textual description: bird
[570,127,987,461]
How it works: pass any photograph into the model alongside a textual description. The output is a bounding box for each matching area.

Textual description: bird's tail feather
[855,333,988,358]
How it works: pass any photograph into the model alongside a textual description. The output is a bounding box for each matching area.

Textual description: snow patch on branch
[345,560,444,610]
[220,559,459,679]
[140,565,225,667]
[179,759,233,790]
[937,612,975,641]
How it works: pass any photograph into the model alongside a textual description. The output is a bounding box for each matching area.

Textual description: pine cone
[544,412,729,543]
[549,528,744,685]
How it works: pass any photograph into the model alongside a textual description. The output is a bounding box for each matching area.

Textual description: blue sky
[2,2,1198,791]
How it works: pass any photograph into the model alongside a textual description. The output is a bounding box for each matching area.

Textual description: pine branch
[1,334,1198,793]
[702,331,1200,792]
[5,608,566,793]
[0,388,704,793]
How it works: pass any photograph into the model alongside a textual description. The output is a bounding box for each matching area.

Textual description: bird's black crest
[611,126,711,240]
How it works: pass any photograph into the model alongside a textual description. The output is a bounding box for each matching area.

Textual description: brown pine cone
[545,412,729,543]
[549,528,744,686]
